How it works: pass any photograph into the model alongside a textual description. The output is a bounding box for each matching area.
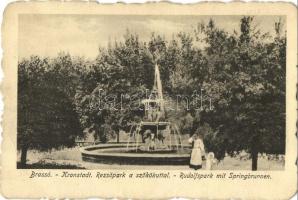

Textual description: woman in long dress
[188,133,205,170]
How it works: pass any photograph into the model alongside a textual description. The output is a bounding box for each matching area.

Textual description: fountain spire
[153,63,165,114]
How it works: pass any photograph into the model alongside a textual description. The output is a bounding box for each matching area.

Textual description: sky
[18,15,286,60]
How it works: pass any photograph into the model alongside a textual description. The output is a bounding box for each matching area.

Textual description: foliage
[194,17,286,170]
[18,54,84,165]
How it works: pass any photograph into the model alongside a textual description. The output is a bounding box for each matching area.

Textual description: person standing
[149,132,156,151]
[188,133,205,170]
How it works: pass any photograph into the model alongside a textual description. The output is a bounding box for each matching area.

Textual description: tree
[17,55,83,166]
[196,17,286,170]
[75,32,152,143]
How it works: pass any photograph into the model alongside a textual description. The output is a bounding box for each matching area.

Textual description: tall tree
[75,32,153,142]
[17,55,83,166]
[197,17,286,170]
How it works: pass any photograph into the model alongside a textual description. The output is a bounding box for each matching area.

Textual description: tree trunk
[20,145,28,167]
[251,147,258,171]
[117,131,120,143]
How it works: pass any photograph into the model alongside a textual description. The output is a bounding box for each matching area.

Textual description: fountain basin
[80,143,191,165]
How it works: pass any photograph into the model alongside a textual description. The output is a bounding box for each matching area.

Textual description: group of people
[143,129,166,151]
[140,110,215,169]
[141,128,216,169]
[142,128,216,170]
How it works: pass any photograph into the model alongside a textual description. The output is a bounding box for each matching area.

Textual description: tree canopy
[18,54,84,166]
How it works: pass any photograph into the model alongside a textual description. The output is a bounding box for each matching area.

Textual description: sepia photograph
[1,2,297,199]
[17,14,286,171]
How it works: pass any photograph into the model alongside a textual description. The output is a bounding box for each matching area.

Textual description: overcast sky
[19,15,285,59]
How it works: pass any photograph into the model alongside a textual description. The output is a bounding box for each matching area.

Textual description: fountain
[80,64,191,165]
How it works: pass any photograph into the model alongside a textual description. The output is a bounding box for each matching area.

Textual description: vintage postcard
[1,1,297,199]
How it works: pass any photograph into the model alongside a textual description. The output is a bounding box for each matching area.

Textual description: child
[205,152,216,170]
